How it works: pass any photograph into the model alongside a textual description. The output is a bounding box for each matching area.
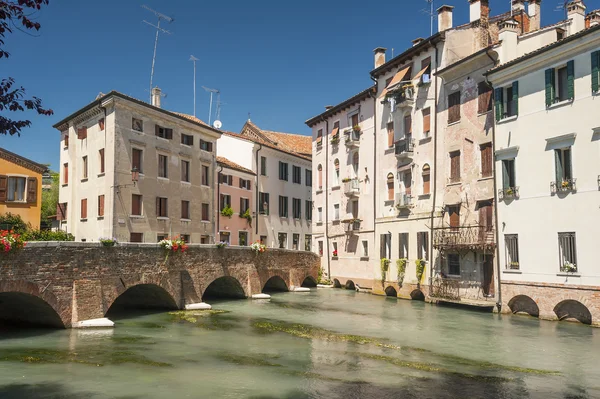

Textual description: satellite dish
[213,120,222,129]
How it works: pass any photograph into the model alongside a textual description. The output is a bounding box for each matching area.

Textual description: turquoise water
[0,289,598,398]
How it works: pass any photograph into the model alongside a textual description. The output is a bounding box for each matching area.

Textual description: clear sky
[1,0,586,170]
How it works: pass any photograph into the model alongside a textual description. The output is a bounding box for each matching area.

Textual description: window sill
[557,272,581,277]
[200,149,213,154]
[547,99,573,109]
[447,120,461,127]
[294,218,301,222]
[181,181,191,185]
[280,216,289,220]
[477,110,492,117]
[201,184,210,188]
[446,274,461,278]
[181,144,192,148]
[62,184,68,187]
[316,189,323,194]
[446,181,461,187]
[97,173,105,178]
[81,178,88,183]
[97,216,104,220]
[332,220,340,225]
[384,200,395,206]
[80,218,87,222]
[497,115,517,124]
[384,147,395,155]
[157,177,169,181]
[360,256,369,261]
[418,193,431,199]
[181,218,191,222]
[331,185,340,191]
[5,200,27,204]
[157,217,169,221]
[316,222,323,226]
[503,269,522,274]
[331,256,338,261]
[156,137,171,142]
[419,135,432,144]
[478,176,494,181]
[129,215,144,218]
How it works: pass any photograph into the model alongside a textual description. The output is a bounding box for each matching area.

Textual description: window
[293,198,301,219]
[554,147,573,183]
[502,159,516,190]
[260,156,267,176]
[545,61,574,106]
[317,165,323,189]
[240,197,250,214]
[239,178,251,190]
[63,163,68,185]
[417,231,429,261]
[181,200,190,219]
[181,133,194,146]
[304,234,312,251]
[64,134,69,149]
[156,197,168,218]
[181,160,190,182]
[386,173,394,201]
[220,194,231,211]
[380,233,391,259]
[478,82,493,114]
[278,233,287,249]
[305,200,312,221]
[98,195,104,217]
[422,164,430,195]
[201,235,210,244]
[494,82,519,121]
[155,234,167,242]
[422,107,431,137]
[449,151,460,183]
[201,165,210,186]
[316,129,323,147]
[420,57,432,84]
[362,240,369,257]
[201,203,209,221]
[219,232,231,244]
[132,118,143,132]
[505,234,520,269]
[448,91,461,124]
[279,161,289,181]
[259,192,270,214]
[279,196,288,217]
[220,173,233,185]
[130,233,143,243]
[318,207,323,222]
[333,159,340,186]
[239,231,248,246]
[448,205,460,230]
[98,149,105,174]
[293,165,301,184]
[158,155,168,178]
[200,139,213,152]
[387,122,394,148]
[82,156,88,179]
[81,198,87,220]
[77,126,87,140]
[181,235,190,244]
[318,241,323,256]
[132,194,142,216]
[480,143,493,178]
[351,113,359,127]
[306,169,312,187]
[403,114,412,138]
[592,50,600,93]
[292,234,299,250]
[6,177,26,202]
[558,232,577,272]
[333,203,340,220]
[56,202,67,221]
[132,148,143,173]
[396,233,408,260]
[155,124,173,139]
[448,254,460,275]
[556,28,565,40]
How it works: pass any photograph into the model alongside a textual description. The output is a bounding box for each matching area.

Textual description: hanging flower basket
[250,241,266,253]
[99,237,117,247]
[159,236,188,253]
[0,230,25,254]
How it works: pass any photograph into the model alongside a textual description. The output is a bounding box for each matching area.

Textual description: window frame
[156,197,168,218]
[505,234,520,270]
[447,91,461,124]
[181,159,190,183]
[131,194,143,216]
[158,154,168,179]
[447,253,461,276]
[181,200,191,220]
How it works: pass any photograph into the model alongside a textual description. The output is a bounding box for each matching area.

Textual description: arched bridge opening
[0,292,65,328]
[385,286,398,297]
[262,276,289,293]
[554,300,592,325]
[203,277,246,300]
[508,295,540,318]
[106,284,178,318]
[301,276,317,288]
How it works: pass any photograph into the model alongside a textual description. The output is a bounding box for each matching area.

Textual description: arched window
[387,173,394,201]
[352,152,359,177]
[334,159,340,186]
[317,164,323,189]
[422,164,431,195]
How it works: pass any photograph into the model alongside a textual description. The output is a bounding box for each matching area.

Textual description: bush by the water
[0,213,74,242]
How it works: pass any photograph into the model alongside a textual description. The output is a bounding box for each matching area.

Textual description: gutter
[254,144,262,238]
[429,44,440,294]
[216,164,223,241]
[369,77,377,272]
[322,118,330,279]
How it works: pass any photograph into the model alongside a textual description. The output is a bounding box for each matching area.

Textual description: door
[404,171,412,195]
[482,254,494,297]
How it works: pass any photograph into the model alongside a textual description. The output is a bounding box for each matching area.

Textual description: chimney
[567,0,586,35]
[469,0,481,22]
[437,5,454,32]
[412,38,425,46]
[586,10,600,28]
[151,87,161,108]
[324,105,333,111]
[373,47,387,68]
[498,20,520,63]
[512,0,526,12]
[529,0,541,31]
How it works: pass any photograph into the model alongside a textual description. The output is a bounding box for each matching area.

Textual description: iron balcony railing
[395,138,414,157]
[344,130,361,147]
[551,178,576,194]
[498,186,519,201]
[395,192,413,209]
[345,220,362,234]
[432,225,496,251]
[343,178,360,197]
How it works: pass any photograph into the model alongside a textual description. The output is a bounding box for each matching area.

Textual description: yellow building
[0,147,46,229]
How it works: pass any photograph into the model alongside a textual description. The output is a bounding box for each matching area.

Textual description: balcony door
[403,171,412,195]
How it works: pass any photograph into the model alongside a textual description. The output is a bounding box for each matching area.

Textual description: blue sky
[1,0,586,170]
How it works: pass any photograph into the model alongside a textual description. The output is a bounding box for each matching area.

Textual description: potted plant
[341,177,352,183]
[397,258,407,287]
[240,209,253,226]
[415,259,426,284]
[505,187,514,196]
[99,237,117,247]
[561,261,577,273]
[332,249,338,258]
[352,124,361,133]
[250,241,266,253]
[509,261,519,269]
[561,180,570,189]
[380,258,390,284]
[221,205,234,218]
[0,230,25,254]
[215,241,229,249]
[159,236,188,253]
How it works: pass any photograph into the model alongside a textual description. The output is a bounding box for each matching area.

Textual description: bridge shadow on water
[0,292,65,334]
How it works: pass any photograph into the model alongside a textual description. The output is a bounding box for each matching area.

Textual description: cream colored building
[54,89,221,243]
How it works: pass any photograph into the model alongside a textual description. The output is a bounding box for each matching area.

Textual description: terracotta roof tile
[216,156,256,175]
[238,121,312,161]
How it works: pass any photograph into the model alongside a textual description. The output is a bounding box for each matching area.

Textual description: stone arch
[508,295,539,318]
[203,276,246,299]
[104,275,179,315]
[0,280,66,328]
[384,286,397,297]
[345,280,356,290]
[333,279,342,288]
[301,276,317,288]
[106,284,178,316]
[554,299,592,325]
[262,276,289,292]
[410,289,425,301]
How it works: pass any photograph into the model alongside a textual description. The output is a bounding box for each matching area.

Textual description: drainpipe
[99,103,111,239]
[429,44,440,293]
[255,144,262,238]
[321,117,330,278]
[369,77,378,271]
[216,164,223,241]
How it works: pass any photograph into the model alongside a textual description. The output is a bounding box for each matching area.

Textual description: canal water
[0,289,598,399]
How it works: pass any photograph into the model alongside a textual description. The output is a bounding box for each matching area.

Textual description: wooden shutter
[155,124,160,137]
[228,175,233,185]
[592,51,600,93]
[404,115,412,134]
[77,126,87,140]
[64,134,69,148]
[56,203,64,221]
[81,198,87,219]
[404,171,412,195]
[166,128,173,140]
[417,232,423,259]
[450,152,460,181]
[387,180,394,200]
[486,204,493,231]
[98,195,105,217]
[387,122,394,147]
[448,92,460,123]
[567,60,575,100]
[423,108,431,133]
[478,82,492,114]
[99,149,105,173]
[156,197,160,216]
[99,118,105,131]
[318,168,322,188]
[132,149,140,170]
[0,175,7,202]
[512,81,519,116]
[351,113,359,127]
[481,143,492,177]
[494,88,503,122]
[398,234,405,258]
[545,68,555,107]
[423,232,429,260]
[423,173,430,194]
[449,206,459,228]
[27,177,37,203]
[64,163,69,184]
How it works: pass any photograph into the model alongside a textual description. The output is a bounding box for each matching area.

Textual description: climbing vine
[380,258,390,285]
[415,259,426,284]
[396,258,407,287]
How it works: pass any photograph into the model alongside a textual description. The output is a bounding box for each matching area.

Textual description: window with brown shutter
[478,200,494,232]
[56,202,67,221]
[64,134,69,148]
[155,125,173,139]
[158,155,168,178]
[130,233,143,243]
[63,163,69,185]
[0,175,7,202]
[422,164,430,195]
[478,82,492,114]
[156,197,168,217]
[82,156,88,179]
[202,165,210,186]
[387,173,394,201]
[201,203,209,221]
[77,126,87,140]
[448,205,460,229]
[351,113,359,127]
[422,107,431,135]
[449,151,460,183]
[131,194,142,216]
[99,118,105,131]
[132,148,143,173]
[404,171,412,195]
[98,195,105,217]
[181,160,190,182]
[480,143,493,178]
[99,149,105,174]
[181,200,190,219]
[448,92,461,123]
[27,177,37,204]
[81,198,87,219]
[403,115,412,135]
[387,122,394,148]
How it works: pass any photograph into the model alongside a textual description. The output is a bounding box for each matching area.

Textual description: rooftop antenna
[215,94,226,124]
[421,0,435,35]
[189,55,199,117]
[554,0,569,19]
[142,5,173,103]
[201,86,219,126]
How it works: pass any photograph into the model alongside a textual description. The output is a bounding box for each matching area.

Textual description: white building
[53,89,221,243]
[217,121,312,250]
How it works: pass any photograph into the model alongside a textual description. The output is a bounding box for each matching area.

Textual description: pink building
[216,157,255,246]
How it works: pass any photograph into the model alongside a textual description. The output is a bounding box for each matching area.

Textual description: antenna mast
[201,86,219,125]
[189,55,199,117]
[142,5,173,103]
[422,0,435,35]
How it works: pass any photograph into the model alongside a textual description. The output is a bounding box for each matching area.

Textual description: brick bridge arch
[0,280,68,327]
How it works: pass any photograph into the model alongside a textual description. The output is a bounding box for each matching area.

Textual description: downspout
[429,44,440,293]
[322,118,330,279]
[98,102,113,239]
[216,164,223,240]
[255,144,262,237]
[369,76,378,272]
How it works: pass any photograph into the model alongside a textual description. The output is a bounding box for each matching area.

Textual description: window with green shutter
[591,51,599,93]
[511,81,519,116]
[566,60,575,100]
[494,88,503,122]
[545,61,574,106]
[495,81,518,120]
[545,68,555,107]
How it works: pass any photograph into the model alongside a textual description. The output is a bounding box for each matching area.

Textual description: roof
[52,91,223,135]
[0,147,48,174]
[235,120,312,161]
[216,156,256,175]
[305,86,376,127]
[486,23,600,75]
[435,46,496,76]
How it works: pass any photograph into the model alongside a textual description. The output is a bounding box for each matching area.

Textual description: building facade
[0,148,45,229]
[53,89,221,243]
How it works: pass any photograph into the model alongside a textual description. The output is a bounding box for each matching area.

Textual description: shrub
[99,237,118,247]
[0,213,29,233]
[0,230,26,253]
[21,230,74,242]
[380,258,390,285]
[221,206,234,218]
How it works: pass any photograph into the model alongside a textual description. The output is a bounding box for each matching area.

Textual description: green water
[0,289,598,398]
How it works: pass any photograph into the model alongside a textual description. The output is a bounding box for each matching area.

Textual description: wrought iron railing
[343,178,360,196]
[498,186,519,201]
[551,178,576,194]
[395,138,414,156]
[433,225,495,251]
[344,130,360,146]
[395,193,413,209]
[430,278,461,300]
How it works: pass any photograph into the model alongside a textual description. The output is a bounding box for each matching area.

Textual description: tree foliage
[0,0,53,136]
[41,172,58,223]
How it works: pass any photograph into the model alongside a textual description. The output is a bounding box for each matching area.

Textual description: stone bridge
[0,242,319,328]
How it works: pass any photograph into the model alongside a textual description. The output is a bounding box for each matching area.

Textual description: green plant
[20,229,74,242]
[240,209,252,226]
[415,259,426,284]
[41,173,59,225]
[0,213,29,233]
[380,258,390,285]
[353,124,361,132]
[317,267,331,285]
[396,258,407,287]
[99,237,117,247]
[220,206,234,218]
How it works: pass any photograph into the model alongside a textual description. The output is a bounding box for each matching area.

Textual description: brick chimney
[529,0,541,31]
[498,20,520,63]
[512,0,526,12]
[586,10,600,28]
[567,0,586,35]
[373,47,387,69]
[437,5,454,32]
[151,87,161,108]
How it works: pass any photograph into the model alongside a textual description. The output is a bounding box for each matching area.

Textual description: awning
[330,127,339,137]
[412,65,430,82]
[379,66,410,98]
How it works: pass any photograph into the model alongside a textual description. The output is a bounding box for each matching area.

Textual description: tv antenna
[202,86,219,126]
[421,0,435,35]
[214,94,226,128]
[142,5,173,103]
[189,55,199,117]
[554,1,569,19]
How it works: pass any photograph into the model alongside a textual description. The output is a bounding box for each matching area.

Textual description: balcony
[343,178,360,197]
[433,225,496,252]
[395,193,413,209]
[389,85,415,110]
[394,138,414,160]
[551,178,576,194]
[498,186,519,201]
[342,219,362,234]
[344,129,361,148]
